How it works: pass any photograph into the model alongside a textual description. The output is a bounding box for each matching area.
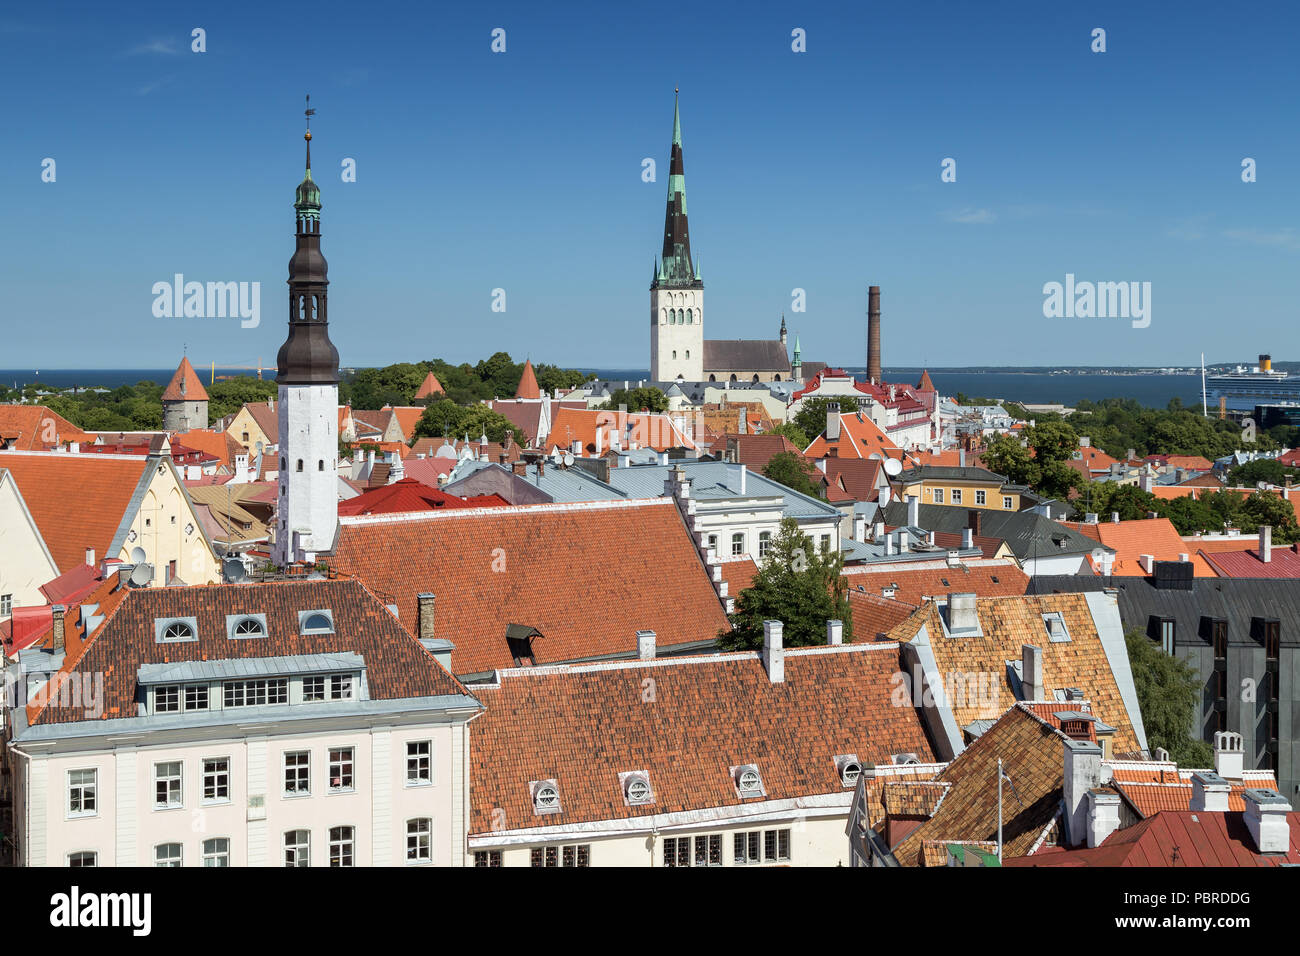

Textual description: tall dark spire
[277,96,339,386]
[653,90,701,290]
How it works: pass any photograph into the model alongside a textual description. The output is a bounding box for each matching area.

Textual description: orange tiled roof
[468,644,937,833]
[718,556,758,597]
[547,407,695,454]
[382,406,424,443]
[847,590,919,642]
[0,452,149,573]
[889,594,1142,753]
[413,371,445,400]
[1113,777,1278,817]
[804,411,912,463]
[161,357,209,402]
[171,428,242,470]
[842,560,1028,607]
[329,499,730,674]
[0,405,95,451]
[1062,518,1216,576]
[890,705,1068,866]
[725,434,804,471]
[515,359,541,400]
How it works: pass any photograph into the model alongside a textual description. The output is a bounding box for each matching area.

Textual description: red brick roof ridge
[336,494,677,527]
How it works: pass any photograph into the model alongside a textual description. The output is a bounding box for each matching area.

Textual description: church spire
[654,89,700,289]
[277,95,339,386]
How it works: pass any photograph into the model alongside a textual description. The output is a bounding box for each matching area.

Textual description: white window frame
[406,818,432,865]
[976,489,986,505]
[154,684,180,714]
[155,842,183,867]
[284,751,311,796]
[328,747,354,793]
[303,675,326,702]
[951,489,962,505]
[154,761,183,810]
[202,756,231,804]
[202,837,230,867]
[284,829,310,867]
[185,684,210,711]
[0,593,12,616]
[67,768,98,819]
[731,532,745,557]
[933,488,944,503]
[1003,496,1013,510]
[758,531,772,559]
[329,826,355,867]
[406,740,432,787]
[329,674,353,701]
[67,850,98,867]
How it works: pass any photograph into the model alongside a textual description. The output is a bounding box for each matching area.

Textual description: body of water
[1,367,1207,409]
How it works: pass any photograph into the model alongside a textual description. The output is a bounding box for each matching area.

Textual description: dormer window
[1042,612,1070,643]
[531,780,561,815]
[733,765,764,798]
[621,772,654,806]
[156,619,197,643]
[892,753,921,766]
[834,755,862,788]
[226,614,268,639]
[299,610,335,635]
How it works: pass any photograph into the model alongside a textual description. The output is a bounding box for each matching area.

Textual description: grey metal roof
[881,501,1105,561]
[1031,574,1300,647]
[702,339,792,373]
[448,459,627,504]
[898,465,1008,483]
[137,652,365,685]
[604,461,840,520]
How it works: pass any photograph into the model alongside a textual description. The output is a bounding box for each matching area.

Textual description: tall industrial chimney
[867,285,882,385]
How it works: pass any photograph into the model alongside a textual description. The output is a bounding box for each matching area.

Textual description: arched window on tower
[311,295,319,320]
[672,351,677,360]
[686,309,692,324]
[752,374,760,383]
[299,296,307,320]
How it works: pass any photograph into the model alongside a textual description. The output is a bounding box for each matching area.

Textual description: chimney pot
[906,494,919,528]
[826,619,843,646]
[417,593,436,644]
[1213,731,1245,780]
[762,620,785,683]
[85,547,95,567]
[1063,739,1104,847]
[826,402,841,442]
[947,592,979,633]
[1021,643,1044,700]
[1243,789,1293,854]
[1260,525,1272,563]
[1190,771,1231,813]
[636,629,657,661]
[1086,789,1121,848]
[51,604,66,652]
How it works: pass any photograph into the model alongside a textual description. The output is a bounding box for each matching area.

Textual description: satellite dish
[130,546,147,563]
[129,564,154,588]
[563,452,575,467]
[883,458,903,477]
[222,558,248,583]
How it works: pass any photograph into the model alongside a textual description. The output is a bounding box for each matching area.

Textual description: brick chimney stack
[867,286,882,385]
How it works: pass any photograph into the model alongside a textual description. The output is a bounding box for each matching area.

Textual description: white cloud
[126,38,180,56]
[1223,227,1300,251]
[947,208,996,224]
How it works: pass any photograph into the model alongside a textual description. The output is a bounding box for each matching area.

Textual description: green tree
[1079,482,1160,522]
[768,421,809,450]
[601,387,668,413]
[1155,495,1219,536]
[793,396,848,442]
[1025,419,1078,464]
[1236,491,1300,543]
[1228,458,1300,488]
[721,518,852,650]
[763,451,823,498]
[208,376,278,423]
[980,433,1035,486]
[1124,629,1213,766]
[412,399,524,445]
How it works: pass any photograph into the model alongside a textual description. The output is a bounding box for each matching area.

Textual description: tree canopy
[1124,629,1213,766]
[720,518,851,650]
[412,398,525,445]
[762,451,823,499]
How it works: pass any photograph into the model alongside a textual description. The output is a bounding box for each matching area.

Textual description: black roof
[880,501,1107,561]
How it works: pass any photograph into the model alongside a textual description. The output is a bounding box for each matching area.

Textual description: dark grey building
[1036,565,1299,801]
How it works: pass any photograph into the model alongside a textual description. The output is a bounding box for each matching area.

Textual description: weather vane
[305,93,315,137]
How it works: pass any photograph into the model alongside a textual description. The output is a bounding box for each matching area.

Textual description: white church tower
[273,100,339,566]
[650,92,704,382]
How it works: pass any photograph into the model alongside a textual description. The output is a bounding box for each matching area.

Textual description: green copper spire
[295,95,321,219]
[672,89,682,147]
[652,90,700,290]
[793,335,802,359]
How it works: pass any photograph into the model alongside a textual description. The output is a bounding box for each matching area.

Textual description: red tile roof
[0,452,149,573]
[413,371,445,400]
[161,357,209,402]
[1064,518,1216,576]
[468,644,936,833]
[336,478,508,516]
[515,359,541,400]
[39,563,105,605]
[930,530,1007,560]
[804,410,913,464]
[724,434,805,471]
[1006,810,1300,867]
[547,407,695,454]
[329,499,731,674]
[26,579,473,727]
[0,405,95,451]
[1201,545,1300,578]
[842,560,1028,607]
[171,429,243,470]
[718,557,758,597]
[847,590,918,640]
[821,458,884,503]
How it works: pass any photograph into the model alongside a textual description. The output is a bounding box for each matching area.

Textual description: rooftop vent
[892,753,921,766]
[733,764,764,798]
[530,779,562,815]
[1042,611,1070,643]
[946,593,980,635]
[835,755,863,788]
[621,771,654,806]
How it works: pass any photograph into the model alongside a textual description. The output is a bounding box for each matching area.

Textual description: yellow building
[896,465,1022,512]
[223,401,279,458]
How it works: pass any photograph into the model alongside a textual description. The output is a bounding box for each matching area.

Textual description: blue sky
[3,1,1299,371]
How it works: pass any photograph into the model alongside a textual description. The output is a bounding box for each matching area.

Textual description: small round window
[626,777,651,804]
[738,769,761,793]
[232,617,264,637]
[302,613,332,632]
[535,785,558,808]
[163,621,194,641]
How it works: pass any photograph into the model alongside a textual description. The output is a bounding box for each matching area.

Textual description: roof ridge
[338,495,672,526]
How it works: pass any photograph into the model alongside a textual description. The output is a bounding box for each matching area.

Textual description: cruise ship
[1206,354,1300,414]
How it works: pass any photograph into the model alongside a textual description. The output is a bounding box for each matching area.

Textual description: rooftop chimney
[1213,731,1245,781]
[1138,554,1155,574]
[1111,511,1120,523]
[1243,789,1293,854]
[1190,771,1231,812]
[1086,789,1121,848]
[866,286,882,385]
[947,592,979,633]
[1063,739,1103,847]
[1021,643,1044,700]
[1260,525,1272,563]
[961,527,974,549]
[762,620,784,683]
[636,629,657,661]
[85,547,95,568]
[51,604,66,652]
[906,494,920,528]
[826,403,841,442]
[826,619,843,646]
[873,521,885,541]
[417,593,436,644]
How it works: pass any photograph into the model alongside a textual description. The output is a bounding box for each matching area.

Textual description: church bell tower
[273,96,340,566]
